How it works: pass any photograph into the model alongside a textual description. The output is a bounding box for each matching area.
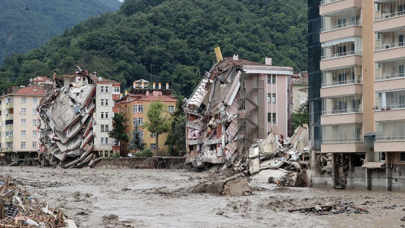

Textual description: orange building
[115,80,177,156]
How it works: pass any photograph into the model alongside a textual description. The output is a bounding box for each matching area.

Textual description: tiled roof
[15,85,46,96]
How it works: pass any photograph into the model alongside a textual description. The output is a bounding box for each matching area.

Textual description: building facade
[183,56,293,168]
[115,80,177,156]
[312,0,405,190]
[0,85,47,163]
[90,74,121,157]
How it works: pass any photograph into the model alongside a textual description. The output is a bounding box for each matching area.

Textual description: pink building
[183,56,293,168]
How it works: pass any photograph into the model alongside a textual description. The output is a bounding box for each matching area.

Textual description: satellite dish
[98,77,102,81]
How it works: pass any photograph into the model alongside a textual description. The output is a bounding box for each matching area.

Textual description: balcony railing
[376,136,405,142]
[321,51,362,60]
[322,138,363,143]
[375,10,405,21]
[320,0,344,5]
[375,42,404,51]
[322,78,362,87]
[322,107,362,115]
[375,73,405,81]
[374,104,405,111]
[321,21,361,33]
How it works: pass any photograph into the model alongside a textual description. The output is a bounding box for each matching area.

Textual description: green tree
[143,101,171,156]
[165,99,186,156]
[109,112,129,155]
[128,123,144,153]
[291,101,309,130]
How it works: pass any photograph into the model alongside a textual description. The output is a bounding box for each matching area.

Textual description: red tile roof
[14,85,47,96]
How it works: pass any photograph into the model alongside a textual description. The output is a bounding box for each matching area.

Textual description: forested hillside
[0,0,121,63]
[0,0,307,97]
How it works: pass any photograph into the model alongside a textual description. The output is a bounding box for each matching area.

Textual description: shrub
[134,148,153,158]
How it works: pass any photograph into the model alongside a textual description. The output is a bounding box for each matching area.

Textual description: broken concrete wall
[37,68,97,168]
[92,157,186,169]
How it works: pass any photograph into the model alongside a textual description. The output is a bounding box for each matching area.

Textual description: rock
[223,178,250,196]
[314,205,322,211]
[401,216,405,221]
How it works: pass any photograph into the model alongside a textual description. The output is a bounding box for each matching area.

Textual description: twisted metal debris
[37,69,97,168]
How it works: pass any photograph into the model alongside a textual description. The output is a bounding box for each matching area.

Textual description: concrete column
[386,152,392,191]
[366,168,372,190]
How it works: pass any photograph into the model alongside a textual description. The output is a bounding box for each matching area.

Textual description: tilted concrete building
[310,0,405,190]
[184,56,293,168]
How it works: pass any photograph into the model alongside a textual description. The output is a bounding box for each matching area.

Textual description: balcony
[5,148,13,153]
[374,0,405,31]
[320,25,362,43]
[374,29,405,61]
[322,94,362,115]
[320,0,362,16]
[5,137,13,143]
[374,90,405,121]
[321,113,363,125]
[5,114,13,121]
[375,120,405,151]
[321,123,365,153]
[321,37,362,70]
[5,102,13,109]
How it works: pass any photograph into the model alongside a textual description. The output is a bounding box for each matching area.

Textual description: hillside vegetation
[0,0,121,63]
[0,0,307,97]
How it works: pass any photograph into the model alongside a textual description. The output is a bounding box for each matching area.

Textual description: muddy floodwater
[1,166,405,228]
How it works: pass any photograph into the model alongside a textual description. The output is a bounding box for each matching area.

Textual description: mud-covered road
[1,166,405,228]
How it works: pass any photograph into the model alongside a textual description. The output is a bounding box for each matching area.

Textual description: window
[21,142,26,149]
[105,99,109,106]
[133,118,143,125]
[101,125,105,132]
[267,93,276,103]
[151,133,157,138]
[21,97,26,103]
[101,112,104,119]
[101,99,104,106]
[5,120,13,125]
[133,105,144,113]
[101,125,109,132]
[33,119,37,126]
[32,108,37,115]
[21,108,26,115]
[101,138,104,145]
[7,97,12,103]
[32,142,37,148]
[267,74,276,84]
[401,153,405,162]
[105,86,109,93]
[21,130,26,137]
[33,130,37,137]
[21,119,26,126]
[33,97,37,103]
[6,131,13,137]
[105,138,109,145]
[114,87,120,93]
[101,86,104,93]
[268,113,277,122]
[168,106,175,113]
[105,112,109,119]
[151,143,156,151]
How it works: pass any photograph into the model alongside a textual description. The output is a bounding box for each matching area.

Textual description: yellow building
[115,80,177,156]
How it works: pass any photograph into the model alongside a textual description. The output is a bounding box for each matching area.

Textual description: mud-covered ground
[1,166,405,228]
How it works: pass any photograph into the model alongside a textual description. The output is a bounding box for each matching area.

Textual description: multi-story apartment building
[183,56,293,167]
[310,0,405,190]
[90,74,121,158]
[0,84,47,162]
[115,79,177,156]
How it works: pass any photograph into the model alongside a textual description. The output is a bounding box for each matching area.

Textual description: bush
[134,148,153,158]
[112,152,120,158]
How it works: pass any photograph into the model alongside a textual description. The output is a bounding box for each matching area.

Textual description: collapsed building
[183,53,294,169]
[37,68,119,168]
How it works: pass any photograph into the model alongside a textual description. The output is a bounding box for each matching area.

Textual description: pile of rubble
[248,124,311,187]
[37,68,97,168]
[0,175,71,227]
[288,201,369,215]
